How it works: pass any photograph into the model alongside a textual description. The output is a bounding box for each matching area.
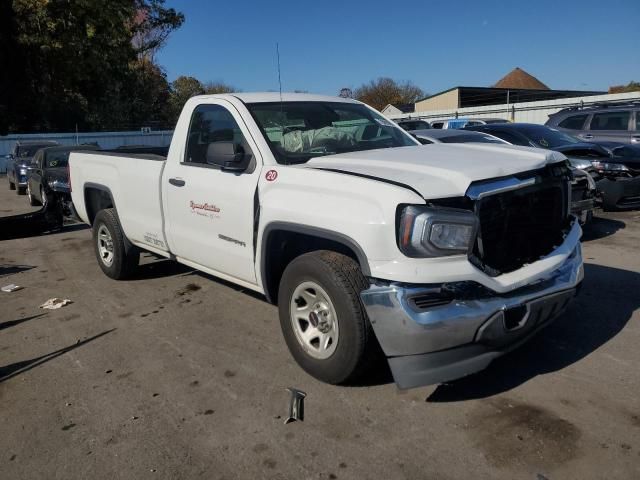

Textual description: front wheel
[92,208,139,279]
[278,250,380,385]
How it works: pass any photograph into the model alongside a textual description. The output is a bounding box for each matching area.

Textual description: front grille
[471,170,571,276]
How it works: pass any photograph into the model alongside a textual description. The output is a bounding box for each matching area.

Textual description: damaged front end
[361,162,583,389]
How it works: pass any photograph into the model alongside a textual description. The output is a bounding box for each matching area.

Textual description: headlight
[567,158,593,170]
[398,206,478,257]
[591,161,629,172]
[19,168,27,175]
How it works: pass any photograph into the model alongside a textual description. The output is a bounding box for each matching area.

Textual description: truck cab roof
[198,92,360,104]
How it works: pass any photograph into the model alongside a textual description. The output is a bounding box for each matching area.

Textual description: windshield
[46,150,72,168]
[17,145,50,158]
[439,134,507,144]
[246,101,417,164]
[519,126,580,148]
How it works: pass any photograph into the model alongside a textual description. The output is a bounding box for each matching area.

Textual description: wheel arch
[260,222,370,304]
[83,182,117,225]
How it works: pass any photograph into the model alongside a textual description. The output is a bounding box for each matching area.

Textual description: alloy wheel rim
[290,281,339,359]
[97,224,114,267]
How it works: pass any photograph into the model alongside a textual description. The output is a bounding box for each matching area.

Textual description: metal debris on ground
[40,298,73,309]
[285,387,306,424]
[1,284,23,293]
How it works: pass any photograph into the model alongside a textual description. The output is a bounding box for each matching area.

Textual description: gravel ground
[1,176,639,480]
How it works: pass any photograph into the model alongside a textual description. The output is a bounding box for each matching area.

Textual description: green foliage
[609,81,640,94]
[0,0,183,133]
[166,77,238,123]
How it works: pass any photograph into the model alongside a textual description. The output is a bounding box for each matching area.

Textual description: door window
[184,104,251,165]
[558,114,587,130]
[589,111,630,131]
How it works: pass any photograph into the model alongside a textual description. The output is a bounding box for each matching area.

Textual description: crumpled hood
[305,144,567,199]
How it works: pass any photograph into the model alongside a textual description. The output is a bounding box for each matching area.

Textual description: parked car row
[4,142,170,226]
[395,117,510,131]
[466,122,640,211]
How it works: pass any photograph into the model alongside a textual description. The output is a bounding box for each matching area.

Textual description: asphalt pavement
[1,176,639,479]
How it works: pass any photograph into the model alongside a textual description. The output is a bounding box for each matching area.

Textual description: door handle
[632,136,640,143]
[169,177,185,187]
[582,134,593,139]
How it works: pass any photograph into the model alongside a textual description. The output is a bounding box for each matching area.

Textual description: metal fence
[387,91,640,124]
[0,130,173,173]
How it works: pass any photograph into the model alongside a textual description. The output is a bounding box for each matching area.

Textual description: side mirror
[206,142,246,171]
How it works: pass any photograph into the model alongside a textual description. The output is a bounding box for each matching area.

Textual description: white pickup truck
[70,93,583,389]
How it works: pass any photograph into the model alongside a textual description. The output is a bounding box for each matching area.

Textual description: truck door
[163,101,261,285]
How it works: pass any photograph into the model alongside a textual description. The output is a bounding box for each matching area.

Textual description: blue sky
[157,0,640,96]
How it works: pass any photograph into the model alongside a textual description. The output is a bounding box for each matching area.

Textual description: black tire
[9,180,15,190]
[92,208,139,280]
[16,185,26,195]
[278,250,380,385]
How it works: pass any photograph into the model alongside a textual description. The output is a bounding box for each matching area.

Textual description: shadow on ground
[0,329,115,383]
[426,263,638,402]
[0,313,47,332]
[0,264,36,277]
[0,200,88,240]
[582,215,626,242]
[130,257,194,281]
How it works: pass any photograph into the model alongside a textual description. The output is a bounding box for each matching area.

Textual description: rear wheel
[92,208,139,279]
[278,250,380,385]
[8,180,15,190]
[16,185,26,195]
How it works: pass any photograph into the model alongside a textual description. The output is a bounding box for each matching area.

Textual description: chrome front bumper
[361,244,584,389]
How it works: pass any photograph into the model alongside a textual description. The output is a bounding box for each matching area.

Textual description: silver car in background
[546,101,640,145]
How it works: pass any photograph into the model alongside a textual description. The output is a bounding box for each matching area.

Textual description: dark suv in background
[5,140,60,194]
[546,101,640,145]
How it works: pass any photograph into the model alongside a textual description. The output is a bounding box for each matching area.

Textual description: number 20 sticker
[265,170,278,182]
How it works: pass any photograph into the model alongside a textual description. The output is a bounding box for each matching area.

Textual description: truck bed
[69,151,170,255]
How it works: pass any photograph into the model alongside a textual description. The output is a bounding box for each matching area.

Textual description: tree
[354,78,424,111]
[338,88,353,98]
[168,76,204,122]
[132,0,185,61]
[1,0,184,133]
[609,81,640,94]
[204,81,237,94]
